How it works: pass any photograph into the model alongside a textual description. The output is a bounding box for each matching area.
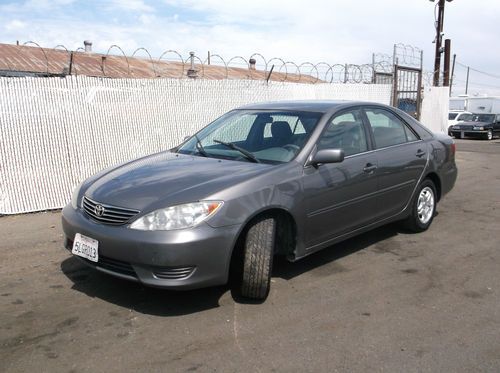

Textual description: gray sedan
[62,101,457,300]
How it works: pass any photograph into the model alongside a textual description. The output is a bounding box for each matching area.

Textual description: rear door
[363,107,427,219]
[302,108,379,248]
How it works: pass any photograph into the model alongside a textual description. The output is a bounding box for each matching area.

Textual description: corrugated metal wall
[0,76,392,214]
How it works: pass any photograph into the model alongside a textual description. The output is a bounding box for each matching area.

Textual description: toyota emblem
[94,204,105,217]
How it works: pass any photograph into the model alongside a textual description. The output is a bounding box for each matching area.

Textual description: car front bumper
[450,130,488,138]
[61,205,241,290]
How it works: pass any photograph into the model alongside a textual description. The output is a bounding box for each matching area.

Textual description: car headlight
[129,201,224,231]
[71,182,84,209]
[473,126,484,130]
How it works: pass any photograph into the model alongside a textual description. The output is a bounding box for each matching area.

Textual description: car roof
[235,100,374,113]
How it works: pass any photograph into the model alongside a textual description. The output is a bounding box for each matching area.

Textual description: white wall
[0,76,392,214]
[420,86,450,133]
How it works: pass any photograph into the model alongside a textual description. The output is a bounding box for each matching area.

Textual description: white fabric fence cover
[420,86,450,134]
[0,76,392,214]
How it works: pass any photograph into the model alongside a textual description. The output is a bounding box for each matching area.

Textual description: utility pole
[432,0,453,86]
[443,39,451,86]
[465,66,470,95]
[449,53,456,96]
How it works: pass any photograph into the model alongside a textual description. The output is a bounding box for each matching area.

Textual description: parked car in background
[448,111,473,135]
[62,101,457,300]
[449,113,500,140]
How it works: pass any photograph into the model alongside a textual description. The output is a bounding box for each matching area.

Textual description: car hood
[84,152,274,212]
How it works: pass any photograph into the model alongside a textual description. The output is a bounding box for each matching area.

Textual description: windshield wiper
[213,139,260,163]
[194,134,208,157]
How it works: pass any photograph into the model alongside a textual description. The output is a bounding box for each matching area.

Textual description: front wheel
[240,217,276,300]
[403,179,437,232]
[485,129,493,140]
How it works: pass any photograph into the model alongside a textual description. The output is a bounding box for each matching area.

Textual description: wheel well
[231,209,297,261]
[425,172,442,201]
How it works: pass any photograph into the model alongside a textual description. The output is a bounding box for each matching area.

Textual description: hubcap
[417,187,434,224]
[488,131,492,140]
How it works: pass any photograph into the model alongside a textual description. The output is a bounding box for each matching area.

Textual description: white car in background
[448,111,473,135]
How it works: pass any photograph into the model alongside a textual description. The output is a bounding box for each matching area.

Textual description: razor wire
[157,49,185,79]
[103,45,131,77]
[131,47,157,77]
[393,43,423,68]
[3,41,426,84]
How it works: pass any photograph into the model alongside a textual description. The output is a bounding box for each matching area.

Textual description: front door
[494,114,500,136]
[302,109,379,249]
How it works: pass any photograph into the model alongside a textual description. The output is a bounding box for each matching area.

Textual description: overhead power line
[455,61,500,80]
[453,78,500,90]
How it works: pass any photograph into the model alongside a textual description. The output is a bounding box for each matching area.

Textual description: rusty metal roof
[0,43,319,83]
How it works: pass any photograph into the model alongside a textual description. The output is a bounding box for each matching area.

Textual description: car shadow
[272,223,400,281]
[60,257,229,317]
[61,222,404,315]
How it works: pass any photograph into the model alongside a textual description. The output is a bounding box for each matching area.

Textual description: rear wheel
[403,179,437,233]
[240,217,276,300]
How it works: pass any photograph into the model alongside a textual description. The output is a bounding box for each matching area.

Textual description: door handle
[415,149,426,158]
[363,163,377,173]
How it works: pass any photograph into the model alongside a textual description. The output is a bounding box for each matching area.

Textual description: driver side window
[317,109,368,157]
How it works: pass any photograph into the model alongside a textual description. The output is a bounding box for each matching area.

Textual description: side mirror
[310,149,344,166]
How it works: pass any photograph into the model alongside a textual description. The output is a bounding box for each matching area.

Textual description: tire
[240,217,276,300]
[454,133,462,139]
[485,129,493,140]
[403,179,437,233]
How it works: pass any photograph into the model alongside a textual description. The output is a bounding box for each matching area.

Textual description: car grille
[152,266,196,280]
[82,196,139,225]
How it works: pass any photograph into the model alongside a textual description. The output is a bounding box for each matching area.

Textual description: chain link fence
[0,75,392,214]
[3,41,446,214]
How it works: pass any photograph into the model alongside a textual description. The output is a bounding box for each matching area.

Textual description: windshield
[178,110,323,164]
[457,113,473,121]
[448,113,458,120]
[473,114,495,122]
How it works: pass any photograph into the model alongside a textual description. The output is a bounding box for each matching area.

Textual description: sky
[1,0,499,96]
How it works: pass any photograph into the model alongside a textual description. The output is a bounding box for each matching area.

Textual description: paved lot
[1,139,500,372]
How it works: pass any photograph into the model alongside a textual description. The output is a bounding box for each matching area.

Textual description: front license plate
[72,233,99,262]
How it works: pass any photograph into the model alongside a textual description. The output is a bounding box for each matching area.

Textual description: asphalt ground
[1,138,500,372]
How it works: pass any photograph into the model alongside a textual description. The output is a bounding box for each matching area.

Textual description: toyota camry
[62,101,457,300]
